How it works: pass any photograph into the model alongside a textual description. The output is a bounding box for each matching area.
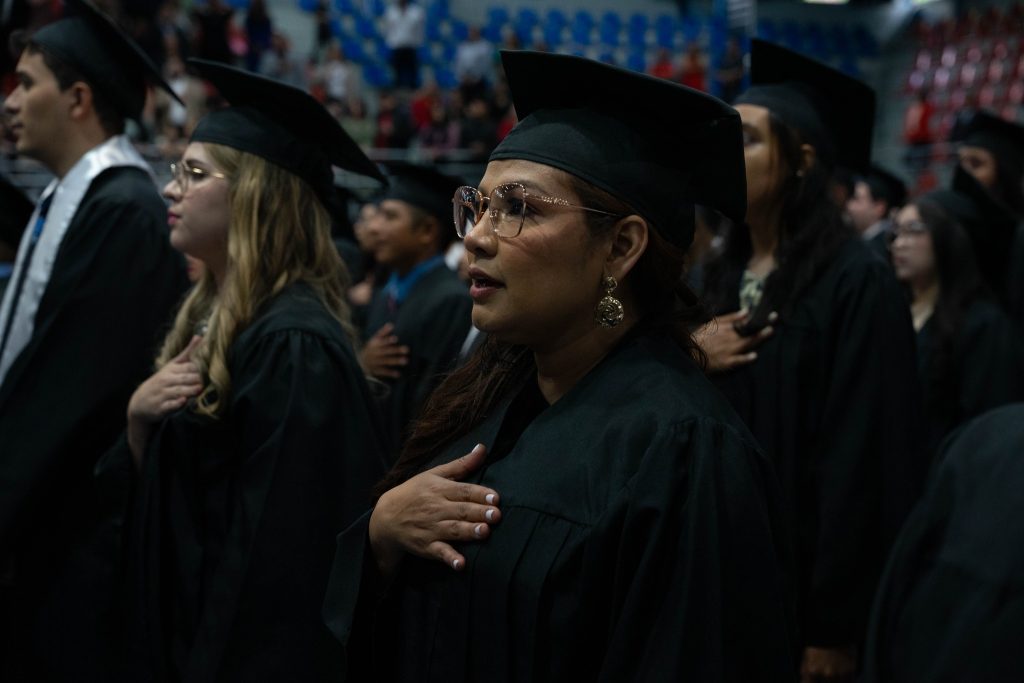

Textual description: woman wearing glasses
[891,175,1024,456]
[323,50,796,681]
[101,60,388,681]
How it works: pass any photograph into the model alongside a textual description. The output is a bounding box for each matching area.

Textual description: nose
[4,86,22,114]
[463,214,497,256]
[163,176,182,201]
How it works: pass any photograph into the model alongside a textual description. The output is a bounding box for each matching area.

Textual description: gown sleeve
[180,328,385,683]
[805,260,928,646]
[594,418,797,681]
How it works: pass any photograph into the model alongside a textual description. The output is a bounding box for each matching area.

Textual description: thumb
[174,335,203,363]
[432,443,487,481]
[374,322,395,339]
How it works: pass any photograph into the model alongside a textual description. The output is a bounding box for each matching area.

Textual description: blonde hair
[156,144,354,418]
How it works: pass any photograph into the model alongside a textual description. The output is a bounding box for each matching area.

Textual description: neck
[910,278,939,331]
[50,129,110,179]
[532,312,637,405]
[746,202,781,274]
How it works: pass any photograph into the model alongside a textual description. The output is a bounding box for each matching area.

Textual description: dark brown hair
[374,174,709,497]
[19,37,126,137]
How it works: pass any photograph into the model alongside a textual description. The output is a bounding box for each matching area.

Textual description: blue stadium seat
[571,23,591,46]
[546,9,568,30]
[333,0,353,13]
[598,50,616,65]
[626,49,646,72]
[681,15,702,43]
[573,10,595,30]
[599,22,619,47]
[756,18,779,43]
[435,67,458,89]
[363,62,390,87]
[367,0,385,17]
[487,7,510,26]
[301,0,322,12]
[654,16,677,49]
[355,14,377,39]
[341,36,365,61]
[600,11,621,31]
[482,23,502,43]
[449,19,469,42]
[543,24,564,48]
[226,0,249,9]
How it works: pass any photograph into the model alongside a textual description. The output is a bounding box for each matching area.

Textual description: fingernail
[486,509,495,522]
[474,524,484,537]
[485,493,495,505]
[452,558,462,570]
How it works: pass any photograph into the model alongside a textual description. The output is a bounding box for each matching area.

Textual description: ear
[605,215,648,283]
[798,142,816,177]
[414,214,442,250]
[66,81,93,121]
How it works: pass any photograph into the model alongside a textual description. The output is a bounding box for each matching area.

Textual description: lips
[467,266,504,288]
[167,211,180,226]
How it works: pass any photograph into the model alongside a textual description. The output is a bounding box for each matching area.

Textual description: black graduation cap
[956,109,1024,183]
[737,39,876,173]
[921,165,1017,301]
[25,0,181,120]
[0,175,34,250]
[861,165,907,209]
[187,59,385,206]
[490,49,746,248]
[378,161,463,229]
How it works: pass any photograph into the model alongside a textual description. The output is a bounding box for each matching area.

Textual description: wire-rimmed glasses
[169,161,228,192]
[452,182,621,239]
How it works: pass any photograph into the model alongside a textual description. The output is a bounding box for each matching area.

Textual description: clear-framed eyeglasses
[452,182,621,239]
[169,161,228,192]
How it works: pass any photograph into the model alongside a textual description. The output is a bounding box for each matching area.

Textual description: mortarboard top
[186,59,385,206]
[737,39,875,174]
[0,176,34,249]
[957,109,1024,181]
[489,49,746,249]
[379,161,463,228]
[26,0,181,120]
[862,165,907,209]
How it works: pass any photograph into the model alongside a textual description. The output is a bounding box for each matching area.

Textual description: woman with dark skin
[698,41,927,682]
[324,50,797,682]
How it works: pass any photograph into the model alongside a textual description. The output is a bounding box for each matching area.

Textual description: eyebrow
[480,179,553,196]
[183,158,212,169]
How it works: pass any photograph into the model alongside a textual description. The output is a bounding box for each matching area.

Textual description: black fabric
[490,50,746,248]
[959,109,1024,183]
[915,298,1024,455]
[710,237,928,648]
[863,403,1024,683]
[29,0,180,119]
[379,162,463,228]
[0,175,32,248]
[738,39,875,173]
[325,331,798,681]
[363,264,471,455]
[0,167,187,682]
[922,166,1019,310]
[113,282,388,683]
[187,59,386,203]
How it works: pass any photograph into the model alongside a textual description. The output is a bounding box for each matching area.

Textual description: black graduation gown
[363,263,471,451]
[916,298,1024,455]
[112,283,388,683]
[862,403,1024,682]
[324,331,798,682]
[710,237,929,648]
[0,167,187,682]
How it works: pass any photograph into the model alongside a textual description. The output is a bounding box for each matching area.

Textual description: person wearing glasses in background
[891,167,1024,457]
[323,50,796,681]
[96,61,389,681]
[0,2,186,679]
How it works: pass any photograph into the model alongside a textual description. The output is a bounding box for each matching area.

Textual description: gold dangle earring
[595,275,624,328]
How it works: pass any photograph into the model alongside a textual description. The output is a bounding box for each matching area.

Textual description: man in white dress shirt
[0,2,186,679]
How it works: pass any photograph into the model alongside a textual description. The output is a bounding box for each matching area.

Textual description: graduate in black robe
[0,4,187,679]
[699,41,927,678]
[955,110,1024,325]
[100,61,389,682]
[324,50,797,682]
[845,165,906,262]
[891,188,1024,456]
[862,403,1024,682]
[361,163,472,452]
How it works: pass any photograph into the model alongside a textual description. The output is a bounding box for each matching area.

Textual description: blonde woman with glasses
[99,61,388,682]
